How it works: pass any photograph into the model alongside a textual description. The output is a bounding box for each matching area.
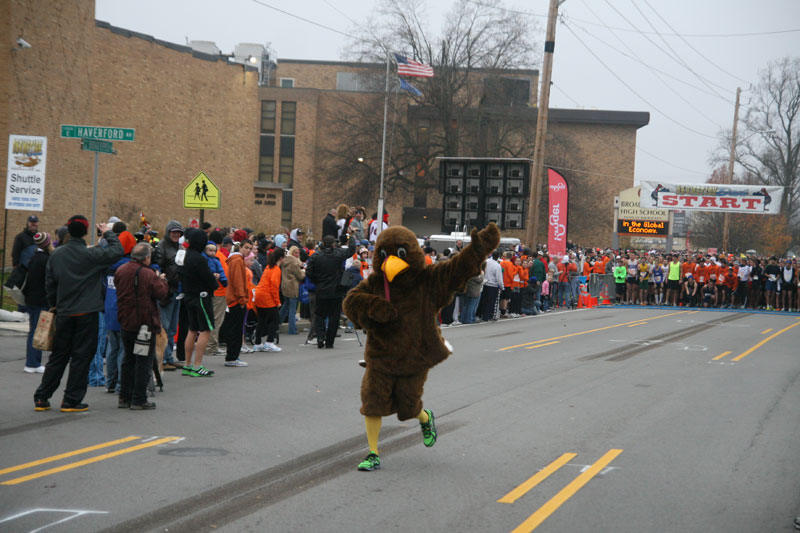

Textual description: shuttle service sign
[6,135,46,211]
[640,181,784,214]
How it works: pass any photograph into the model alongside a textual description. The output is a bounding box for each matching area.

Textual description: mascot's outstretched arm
[428,222,501,308]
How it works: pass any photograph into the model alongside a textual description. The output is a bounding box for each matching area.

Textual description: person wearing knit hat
[117,231,136,256]
[33,219,123,412]
[33,232,51,250]
[232,229,248,244]
[23,233,53,374]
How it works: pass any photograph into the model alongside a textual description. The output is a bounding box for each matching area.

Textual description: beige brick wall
[2,0,96,268]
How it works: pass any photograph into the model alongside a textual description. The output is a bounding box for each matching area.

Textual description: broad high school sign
[640,181,784,215]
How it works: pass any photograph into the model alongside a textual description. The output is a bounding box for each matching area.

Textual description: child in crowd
[541,274,552,311]
[205,243,228,288]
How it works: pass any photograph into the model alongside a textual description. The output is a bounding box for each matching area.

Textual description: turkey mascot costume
[343,222,500,471]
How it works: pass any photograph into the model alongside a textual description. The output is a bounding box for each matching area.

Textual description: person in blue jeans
[153,221,185,370]
[460,270,484,324]
[103,232,135,392]
[22,231,53,373]
[279,246,306,335]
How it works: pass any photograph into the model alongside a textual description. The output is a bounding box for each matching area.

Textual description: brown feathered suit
[343,222,500,420]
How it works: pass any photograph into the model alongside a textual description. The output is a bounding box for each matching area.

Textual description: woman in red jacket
[254,248,285,352]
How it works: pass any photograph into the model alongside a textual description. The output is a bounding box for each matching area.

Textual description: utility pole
[526,0,562,247]
[722,86,741,252]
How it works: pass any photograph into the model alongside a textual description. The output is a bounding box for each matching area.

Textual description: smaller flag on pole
[399,78,422,96]
[394,53,434,77]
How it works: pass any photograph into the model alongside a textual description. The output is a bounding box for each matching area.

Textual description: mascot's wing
[427,223,501,309]
[343,275,396,329]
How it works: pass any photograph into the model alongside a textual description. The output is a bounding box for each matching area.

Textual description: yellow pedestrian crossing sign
[183,171,220,209]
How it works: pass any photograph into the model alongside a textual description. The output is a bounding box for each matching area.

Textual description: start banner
[547,168,568,256]
[640,181,784,214]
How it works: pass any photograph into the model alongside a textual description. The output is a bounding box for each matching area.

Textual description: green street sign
[61,124,135,141]
[81,139,114,154]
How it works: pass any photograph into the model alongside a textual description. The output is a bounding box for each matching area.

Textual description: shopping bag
[32,308,56,351]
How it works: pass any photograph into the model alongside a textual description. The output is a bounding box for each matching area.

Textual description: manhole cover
[158,447,228,457]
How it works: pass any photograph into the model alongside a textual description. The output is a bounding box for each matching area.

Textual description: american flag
[394,53,434,77]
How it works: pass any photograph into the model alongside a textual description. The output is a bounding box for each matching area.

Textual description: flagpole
[376,53,390,241]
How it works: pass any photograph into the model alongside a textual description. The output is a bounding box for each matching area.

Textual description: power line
[552,82,581,107]
[576,0,725,127]
[636,146,709,176]
[562,21,717,139]
[570,20,732,103]
[602,0,730,100]
[250,0,361,40]
[642,0,751,85]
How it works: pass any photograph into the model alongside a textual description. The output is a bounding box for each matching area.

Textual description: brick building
[3,0,649,270]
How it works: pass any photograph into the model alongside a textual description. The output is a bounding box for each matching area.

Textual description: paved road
[1,307,799,532]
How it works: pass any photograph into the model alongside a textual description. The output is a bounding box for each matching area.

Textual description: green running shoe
[192,366,214,377]
[182,366,194,376]
[357,452,381,471]
[420,409,437,447]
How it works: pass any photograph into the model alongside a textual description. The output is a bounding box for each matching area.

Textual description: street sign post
[81,139,114,154]
[62,124,131,244]
[61,125,135,141]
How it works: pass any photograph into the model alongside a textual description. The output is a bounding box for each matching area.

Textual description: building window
[280,78,295,88]
[281,101,296,135]
[279,136,294,185]
[261,100,276,133]
[281,190,293,228]
[259,135,275,182]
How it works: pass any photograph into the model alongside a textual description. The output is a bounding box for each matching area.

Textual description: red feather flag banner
[394,53,434,77]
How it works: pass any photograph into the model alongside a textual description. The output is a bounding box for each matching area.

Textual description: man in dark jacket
[33,216,123,412]
[12,214,38,268]
[115,243,168,409]
[180,229,219,377]
[153,220,183,369]
[306,234,355,348]
[322,208,339,240]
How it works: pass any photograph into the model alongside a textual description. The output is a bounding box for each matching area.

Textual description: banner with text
[618,186,669,221]
[640,181,784,214]
[6,134,47,211]
[547,168,568,256]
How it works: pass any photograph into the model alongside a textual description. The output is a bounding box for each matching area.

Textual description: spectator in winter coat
[279,246,306,335]
[33,217,123,412]
[153,220,184,370]
[22,231,52,373]
[12,214,38,268]
[481,252,503,321]
[460,269,484,324]
[306,234,356,348]
[103,231,136,393]
[114,243,168,409]
[180,228,220,377]
[205,232,230,358]
[287,229,309,262]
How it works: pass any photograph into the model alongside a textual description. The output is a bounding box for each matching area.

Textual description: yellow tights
[365,410,429,454]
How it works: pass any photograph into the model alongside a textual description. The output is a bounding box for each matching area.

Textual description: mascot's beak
[382,255,409,283]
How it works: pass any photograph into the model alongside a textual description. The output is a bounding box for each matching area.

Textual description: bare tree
[715,57,800,245]
[319,0,541,204]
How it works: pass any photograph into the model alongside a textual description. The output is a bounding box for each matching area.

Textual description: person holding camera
[114,243,168,409]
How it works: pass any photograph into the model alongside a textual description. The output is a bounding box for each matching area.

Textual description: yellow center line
[626,322,647,327]
[732,321,800,362]
[712,351,732,361]
[498,453,576,504]
[687,310,700,314]
[761,328,773,334]
[1,437,179,485]
[525,341,560,350]
[0,436,141,476]
[499,311,691,351]
[511,449,623,533]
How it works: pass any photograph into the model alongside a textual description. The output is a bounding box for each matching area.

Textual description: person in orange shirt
[499,251,515,317]
[254,248,284,352]
[592,255,606,275]
[223,239,253,366]
[694,260,708,293]
[509,256,525,316]
[681,257,696,279]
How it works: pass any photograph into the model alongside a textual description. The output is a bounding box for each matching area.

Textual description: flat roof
[277,58,539,76]
[410,105,650,128]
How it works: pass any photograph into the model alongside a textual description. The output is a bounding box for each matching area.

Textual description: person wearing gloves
[33,216,123,412]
